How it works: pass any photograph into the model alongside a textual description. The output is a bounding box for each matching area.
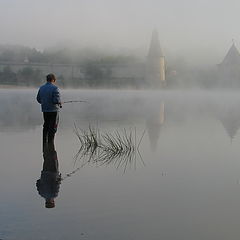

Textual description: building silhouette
[146,30,166,88]
[0,31,169,88]
[218,42,240,86]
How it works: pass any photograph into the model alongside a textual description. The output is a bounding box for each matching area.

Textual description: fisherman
[36,73,62,151]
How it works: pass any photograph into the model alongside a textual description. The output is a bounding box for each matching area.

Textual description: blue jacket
[36,171,61,199]
[37,82,61,112]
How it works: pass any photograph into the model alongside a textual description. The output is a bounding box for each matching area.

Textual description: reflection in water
[76,147,144,174]
[62,151,144,180]
[215,103,240,141]
[146,102,165,151]
[36,142,61,208]
[5,90,240,239]
[66,126,145,176]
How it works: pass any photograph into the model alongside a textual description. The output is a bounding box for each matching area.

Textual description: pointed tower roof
[148,30,163,58]
[221,43,240,66]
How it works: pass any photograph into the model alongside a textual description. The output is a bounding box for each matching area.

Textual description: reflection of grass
[74,124,99,157]
[73,124,145,173]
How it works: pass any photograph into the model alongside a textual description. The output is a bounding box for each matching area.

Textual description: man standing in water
[37,74,61,151]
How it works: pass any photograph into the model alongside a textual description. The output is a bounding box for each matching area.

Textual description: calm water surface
[1,89,240,240]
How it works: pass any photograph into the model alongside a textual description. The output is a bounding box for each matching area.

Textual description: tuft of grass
[73,124,145,173]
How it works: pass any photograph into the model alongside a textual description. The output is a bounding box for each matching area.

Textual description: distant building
[218,43,240,85]
[0,31,169,88]
[23,57,29,63]
[146,30,166,88]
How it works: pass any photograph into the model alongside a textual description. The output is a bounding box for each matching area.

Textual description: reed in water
[73,124,145,173]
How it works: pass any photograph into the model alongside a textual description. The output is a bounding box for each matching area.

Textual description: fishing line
[62,100,88,104]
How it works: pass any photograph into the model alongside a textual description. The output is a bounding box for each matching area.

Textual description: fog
[2,1,240,238]
[1,89,240,133]
[1,0,240,65]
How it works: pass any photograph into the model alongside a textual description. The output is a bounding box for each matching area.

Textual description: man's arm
[52,87,61,106]
[36,89,41,104]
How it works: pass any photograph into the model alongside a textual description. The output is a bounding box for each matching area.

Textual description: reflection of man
[36,142,61,208]
[36,74,61,152]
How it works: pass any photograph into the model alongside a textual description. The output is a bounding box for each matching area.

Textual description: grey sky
[1,0,240,64]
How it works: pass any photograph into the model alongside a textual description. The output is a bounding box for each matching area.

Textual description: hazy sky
[1,0,240,64]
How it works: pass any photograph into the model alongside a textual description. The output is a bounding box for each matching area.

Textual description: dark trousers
[43,112,59,152]
[43,141,59,172]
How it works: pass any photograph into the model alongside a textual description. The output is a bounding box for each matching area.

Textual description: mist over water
[1,88,240,239]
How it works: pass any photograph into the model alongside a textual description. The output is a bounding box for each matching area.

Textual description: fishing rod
[63,100,88,104]
[59,100,88,108]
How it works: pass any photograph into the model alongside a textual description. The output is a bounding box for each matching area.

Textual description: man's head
[45,198,55,208]
[46,74,56,83]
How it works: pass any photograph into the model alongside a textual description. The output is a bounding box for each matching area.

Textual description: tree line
[0,66,43,86]
[0,45,137,64]
[1,44,240,89]
[0,65,143,88]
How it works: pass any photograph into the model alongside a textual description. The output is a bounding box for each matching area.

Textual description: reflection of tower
[219,114,240,142]
[146,30,166,88]
[146,102,165,151]
[216,104,240,142]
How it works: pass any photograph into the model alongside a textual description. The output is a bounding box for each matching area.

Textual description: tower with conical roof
[218,42,240,85]
[146,30,166,87]
[220,42,240,67]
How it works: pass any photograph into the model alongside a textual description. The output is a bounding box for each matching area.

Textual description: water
[1,89,240,240]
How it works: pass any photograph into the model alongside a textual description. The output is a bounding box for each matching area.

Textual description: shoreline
[0,84,35,89]
[1,84,240,92]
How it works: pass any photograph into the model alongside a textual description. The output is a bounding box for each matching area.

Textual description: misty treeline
[0,45,137,64]
[0,44,239,89]
[0,44,141,88]
[0,66,43,86]
[0,64,142,88]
